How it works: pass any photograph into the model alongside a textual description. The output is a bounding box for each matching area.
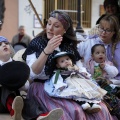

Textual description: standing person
[96,0,120,25]
[11,25,31,52]
[44,51,107,113]
[22,10,115,120]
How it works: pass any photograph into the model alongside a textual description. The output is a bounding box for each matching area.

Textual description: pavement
[0,114,24,120]
[0,114,12,120]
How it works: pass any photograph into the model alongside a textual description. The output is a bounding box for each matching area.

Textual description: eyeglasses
[98,26,113,34]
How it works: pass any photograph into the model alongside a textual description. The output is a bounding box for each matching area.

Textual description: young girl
[86,44,119,92]
[86,44,120,118]
[45,51,107,113]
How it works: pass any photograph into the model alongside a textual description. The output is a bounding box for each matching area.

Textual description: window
[44,0,91,28]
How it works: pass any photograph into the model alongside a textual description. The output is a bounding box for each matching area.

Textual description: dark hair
[91,44,105,55]
[104,0,120,12]
[100,15,120,66]
[0,0,5,30]
[100,15,120,44]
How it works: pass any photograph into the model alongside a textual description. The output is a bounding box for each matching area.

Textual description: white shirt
[0,58,12,66]
[26,53,49,81]
[77,35,109,64]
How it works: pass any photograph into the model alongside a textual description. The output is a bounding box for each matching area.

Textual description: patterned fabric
[50,10,77,41]
[45,70,107,103]
[103,93,120,119]
[50,11,70,31]
[22,34,81,75]
[26,82,118,120]
[93,66,103,79]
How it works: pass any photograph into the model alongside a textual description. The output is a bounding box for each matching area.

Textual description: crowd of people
[0,0,120,120]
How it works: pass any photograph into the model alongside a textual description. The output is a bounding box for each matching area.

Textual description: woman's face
[46,17,65,40]
[98,20,115,44]
[105,5,117,14]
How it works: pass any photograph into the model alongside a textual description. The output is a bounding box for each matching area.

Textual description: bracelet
[43,49,50,55]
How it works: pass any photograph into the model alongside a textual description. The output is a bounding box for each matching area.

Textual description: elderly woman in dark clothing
[96,0,120,25]
[22,10,117,120]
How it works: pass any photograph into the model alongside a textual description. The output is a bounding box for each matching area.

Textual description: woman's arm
[31,35,63,74]
[103,63,118,78]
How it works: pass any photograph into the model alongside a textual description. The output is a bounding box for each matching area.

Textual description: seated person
[0,36,63,120]
[0,36,30,120]
[86,44,119,94]
[22,10,116,120]
[45,51,107,113]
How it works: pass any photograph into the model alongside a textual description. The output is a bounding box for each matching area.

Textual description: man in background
[11,25,31,52]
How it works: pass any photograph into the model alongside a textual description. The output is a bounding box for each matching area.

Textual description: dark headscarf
[22,10,81,76]
[50,10,77,41]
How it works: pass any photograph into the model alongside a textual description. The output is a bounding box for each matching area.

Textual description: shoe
[37,108,63,120]
[81,103,91,110]
[86,103,101,113]
[12,96,23,120]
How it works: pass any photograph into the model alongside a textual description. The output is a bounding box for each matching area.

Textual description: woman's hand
[44,35,63,54]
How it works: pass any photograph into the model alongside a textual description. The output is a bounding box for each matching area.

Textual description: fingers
[45,35,63,54]
[49,35,62,48]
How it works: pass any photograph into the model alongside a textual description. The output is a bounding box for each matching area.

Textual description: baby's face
[92,46,106,63]
[0,42,11,60]
[56,55,73,68]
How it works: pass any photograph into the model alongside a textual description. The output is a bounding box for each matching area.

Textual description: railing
[44,0,91,28]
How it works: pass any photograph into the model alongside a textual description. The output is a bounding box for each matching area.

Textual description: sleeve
[104,62,118,78]
[76,60,91,78]
[50,73,67,90]
[77,41,86,58]
[26,53,48,80]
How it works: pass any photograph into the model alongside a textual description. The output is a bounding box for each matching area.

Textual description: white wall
[18,0,44,38]
[91,0,104,27]
[18,0,105,35]
[84,0,104,34]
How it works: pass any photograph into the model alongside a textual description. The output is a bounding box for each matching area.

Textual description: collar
[0,58,12,66]
[93,61,99,66]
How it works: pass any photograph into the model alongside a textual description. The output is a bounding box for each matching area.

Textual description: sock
[6,94,15,116]
[39,112,49,116]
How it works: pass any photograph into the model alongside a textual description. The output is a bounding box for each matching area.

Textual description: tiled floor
[0,114,12,120]
[0,114,24,120]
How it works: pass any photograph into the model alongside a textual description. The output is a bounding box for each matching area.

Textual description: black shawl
[22,34,81,76]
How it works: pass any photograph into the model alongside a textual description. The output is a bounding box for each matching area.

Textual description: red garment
[6,95,15,116]
[18,34,24,42]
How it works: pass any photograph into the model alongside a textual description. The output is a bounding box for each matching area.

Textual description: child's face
[0,42,11,60]
[92,46,106,63]
[56,55,73,68]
